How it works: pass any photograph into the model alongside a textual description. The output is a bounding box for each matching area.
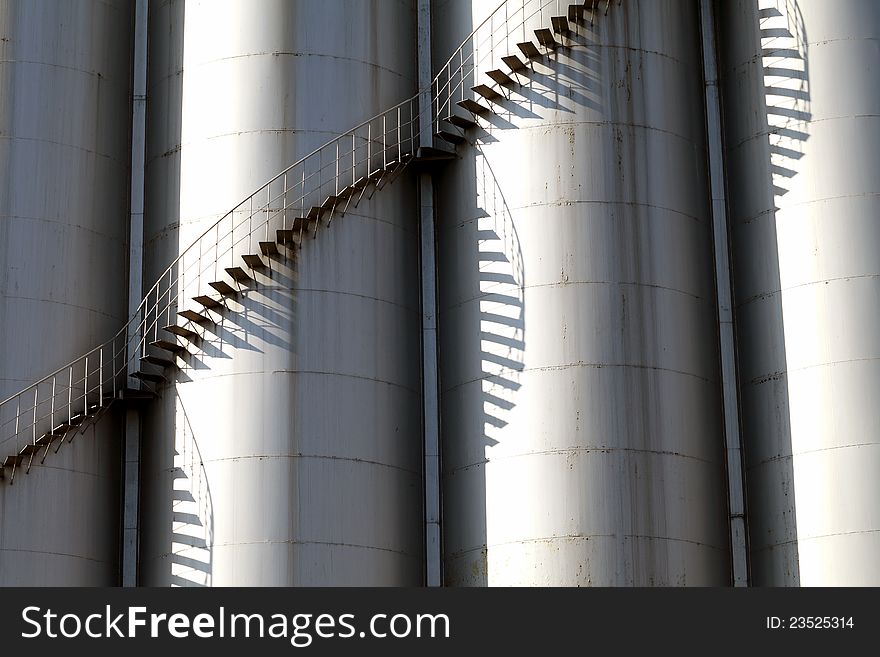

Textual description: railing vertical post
[368,123,372,175]
[68,367,72,425]
[99,348,104,407]
[113,338,118,399]
[84,355,88,415]
[32,387,38,445]
[51,376,56,431]
[281,173,287,237]
[15,397,20,439]
[398,106,402,162]
[214,224,219,285]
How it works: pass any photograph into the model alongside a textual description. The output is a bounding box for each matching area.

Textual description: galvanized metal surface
[418,0,443,587]
[0,0,131,585]
[718,0,880,586]
[139,0,422,586]
[699,0,750,587]
[434,0,731,585]
[123,0,149,588]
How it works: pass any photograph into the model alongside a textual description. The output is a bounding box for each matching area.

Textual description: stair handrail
[432,0,573,132]
[0,94,422,456]
[1,0,604,465]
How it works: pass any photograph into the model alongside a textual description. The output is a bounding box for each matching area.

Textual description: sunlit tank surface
[139,0,423,586]
[718,0,880,585]
[434,0,731,585]
[0,0,131,585]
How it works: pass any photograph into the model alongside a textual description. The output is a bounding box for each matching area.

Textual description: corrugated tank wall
[0,0,132,584]
[718,0,880,585]
[140,0,422,586]
[434,0,731,585]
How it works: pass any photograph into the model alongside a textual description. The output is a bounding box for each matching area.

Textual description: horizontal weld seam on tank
[0,547,111,564]
[180,127,357,147]
[739,273,880,307]
[178,369,421,395]
[0,57,128,84]
[0,295,127,321]
[158,539,418,556]
[496,120,703,149]
[266,287,421,313]
[448,534,730,556]
[22,463,118,481]
[728,118,880,151]
[752,528,880,551]
[444,363,715,395]
[748,441,880,468]
[569,44,690,66]
[444,281,704,311]
[446,447,725,472]
[224,290,420,317]
[0,135,131,165]
[0,214,128,242]
[746,357,880,386]
[759,191,880,214]
[162,453,422,476]
[184,53,413,83]
[808,36,880,47]
[448,201,705,230]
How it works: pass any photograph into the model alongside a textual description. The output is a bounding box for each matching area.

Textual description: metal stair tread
[132,371,166,384]
[502,55,528,73]
[242,254,266,270]
[193,294,223,309]
[141,354,176,368]
[486,69,515,87]
[457,98,492,115]
[150,339,186,354]
[436,130,466,145]
[443,114,478,130]
[178,309,212,324]
[551,16,570,34]
[163,324,199,340]
[259,241,280,256]
[535,28,558,49]
[224,266,252,283]
[209,280,237,296]
[517,41,542,59]
[472,84,502,101]
[276,229,300,245]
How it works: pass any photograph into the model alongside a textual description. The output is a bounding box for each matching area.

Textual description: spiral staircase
[0,0,619,484]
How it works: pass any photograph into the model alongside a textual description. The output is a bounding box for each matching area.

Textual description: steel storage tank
[434,0,731,585]
[0,0,132,584]
[718,0,880,585]
[139,0,422,586]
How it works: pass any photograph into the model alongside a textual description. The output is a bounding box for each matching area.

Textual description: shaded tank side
[435,0,731,585]
[0,0,131,584]
[140,0,422,586]
[718,0,880,585]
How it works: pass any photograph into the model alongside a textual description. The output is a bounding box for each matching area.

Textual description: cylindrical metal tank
[140,0,422,586]
[0,0,132,584]
[434,0,731,585]
[718,0,880,585]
